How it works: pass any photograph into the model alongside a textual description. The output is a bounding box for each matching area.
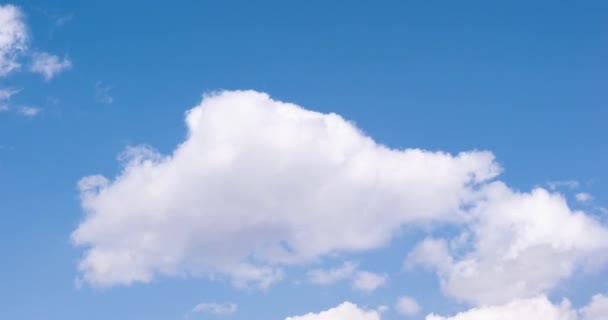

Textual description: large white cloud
[407,183,608,305]
[72,90,500,287]
[284,302,381,320]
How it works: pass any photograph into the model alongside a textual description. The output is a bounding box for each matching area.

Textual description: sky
[1,1,608,319]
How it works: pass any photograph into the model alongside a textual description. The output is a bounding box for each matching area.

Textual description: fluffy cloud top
[293,296,608,320]
[72,90,500,287]
[0,4,27,76]
[407,183,608,305]
[284,302,381,320]
[579,294,608,320]
[426,294,608,320]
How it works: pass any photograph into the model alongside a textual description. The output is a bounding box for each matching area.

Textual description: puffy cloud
[408,183,608,305]
[190,302,237,315]
[425,296,578,320]
[72,90,500,288]
[0,4,27,77]
[352,271,387,293]
[396,296,421,316]
[29,52,72,80]
[288,295,608,320]
[307,261,358,285]
[426,294,608,320]
[284,302,381,320]
[580,294,608,320]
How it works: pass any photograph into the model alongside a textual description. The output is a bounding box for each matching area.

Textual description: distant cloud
[54,15,72,26]
[307,261,357,285]
[18,106,41,117]
[94,81,113,104]
[576,192,593,204]
[547,180,579,190]
[0,87,19,111]
[30,52,72,80]
[307,261,387,293]
[0,87,19,100]
[189,302,237,316]
[352,271,387,292]
[396,296,421,317]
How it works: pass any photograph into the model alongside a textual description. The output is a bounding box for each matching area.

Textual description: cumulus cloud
[407,183,608,305]
[29,52,72,80]
[284,302,381,320]
[0,4,27,77]
[396,296,421,316]
[426,294,608,320]
[72,90,500,288]
[425,296,577,320]
[352,271,387,292]
[579,293,608,320]
[286,296,608,320]
[190,302,237,315]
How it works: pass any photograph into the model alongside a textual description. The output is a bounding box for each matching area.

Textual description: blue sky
[1,1,607,319]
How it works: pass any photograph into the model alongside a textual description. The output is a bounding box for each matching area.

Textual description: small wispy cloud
[0,87,19,111]
[186,302,237,318]
[94,81,113,104]
[30,52,72,80]
[0,87,19,100]
[53,14,72,27]
[575,192,593,204]
[307,261,387,293]
[307,261,358,285]
[18,106,41,117]
[547,180,579,190]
